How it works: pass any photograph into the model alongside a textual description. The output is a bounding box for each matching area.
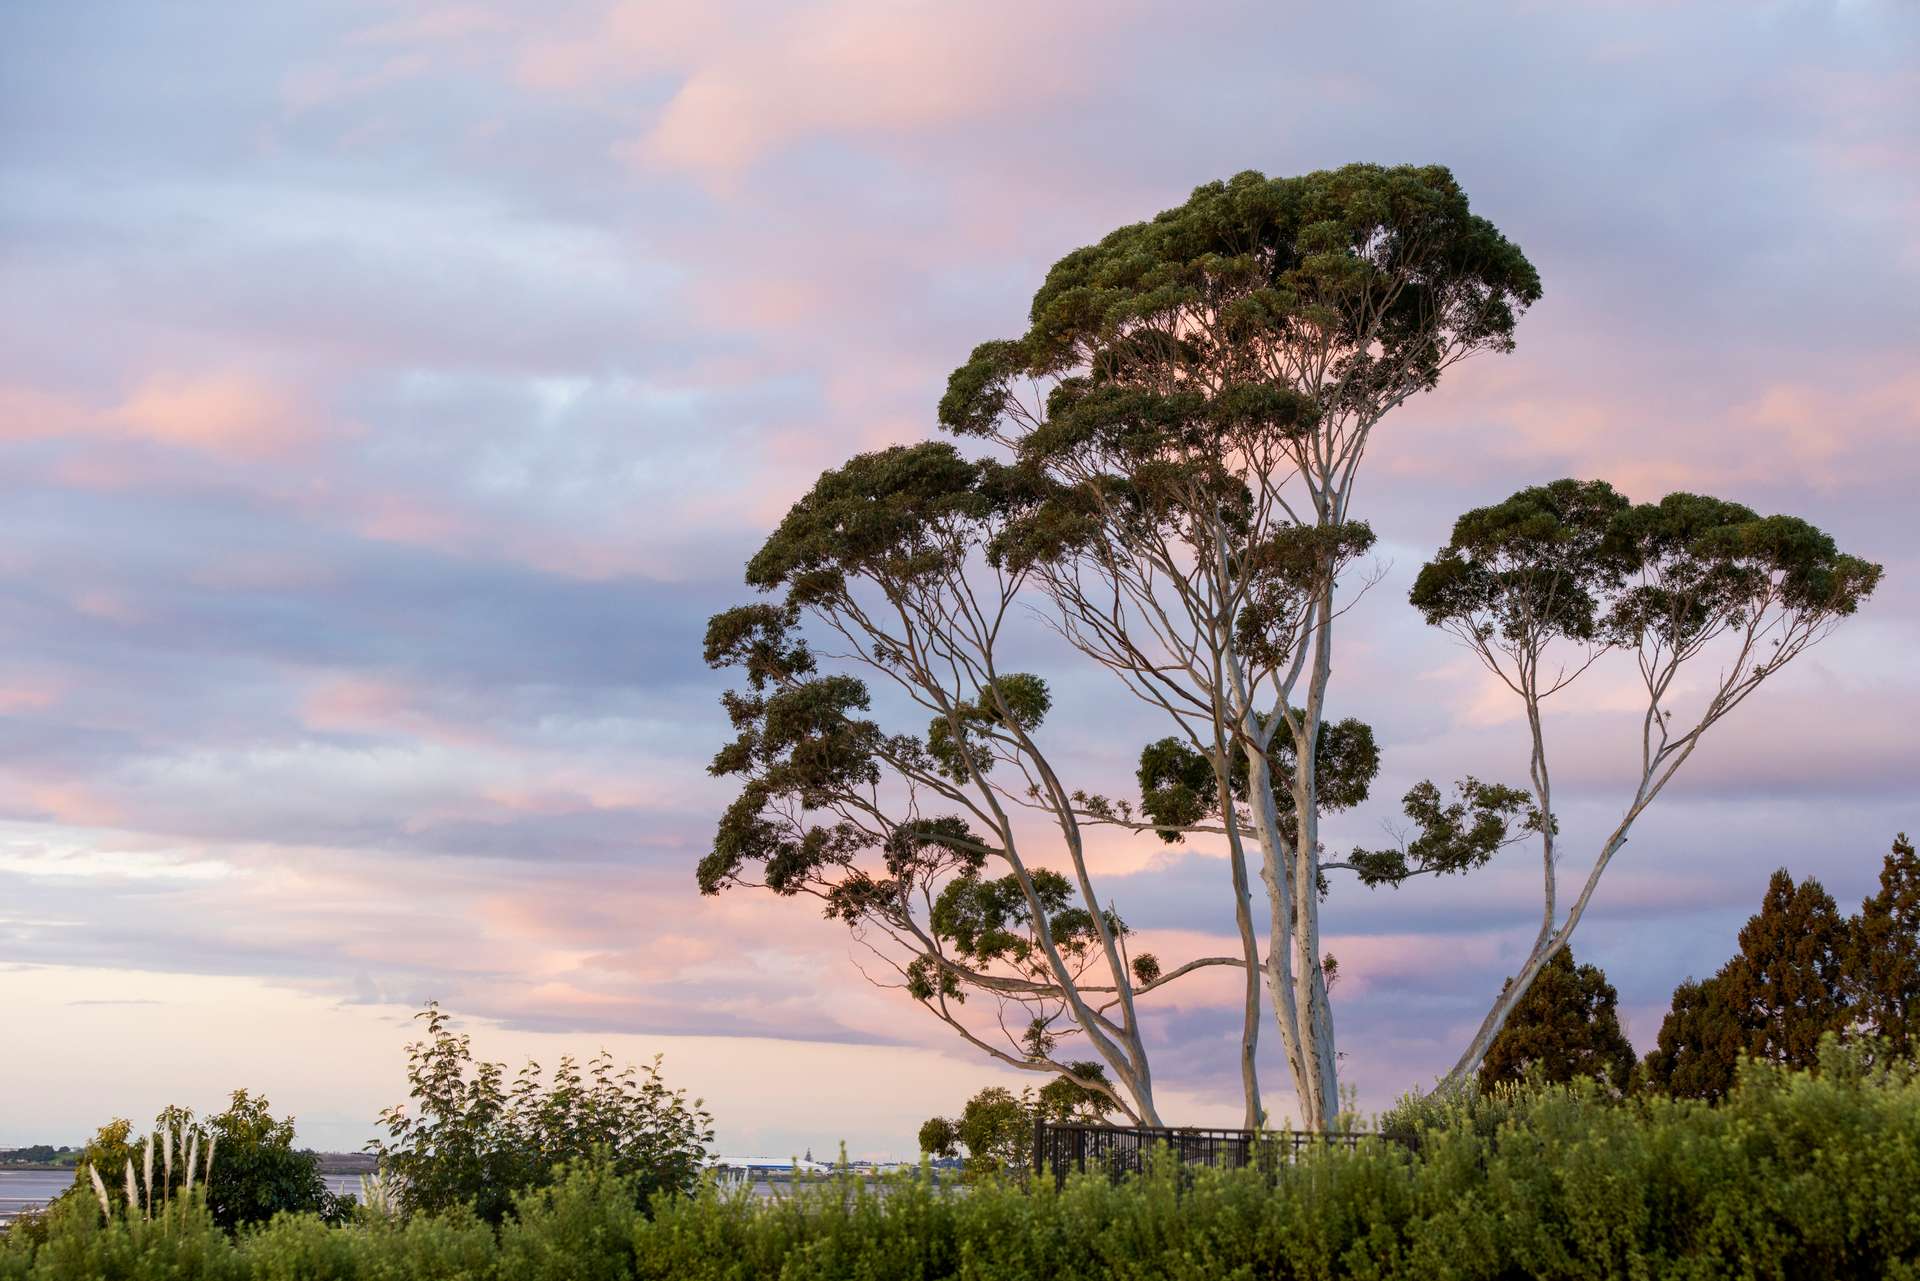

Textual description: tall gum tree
[938,164,1541,1128]
[1409,481,1881,1088]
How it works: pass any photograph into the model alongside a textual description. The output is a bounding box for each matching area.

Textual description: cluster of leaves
[1132,717,1378,845]
[1641,835,1920,1100]
[9,1044,1920,1280]
[697,462,1041,925]
[940,163,1541,456]
[51,1092,346,1234]
[1411,479,1881,660]
[922,870,1124,1006]
[367,1004,713,1225]
[1131,725,1539,889]
[1343,777,1540,889]
[936,165,1541,701]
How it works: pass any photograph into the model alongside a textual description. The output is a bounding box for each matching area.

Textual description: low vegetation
[367,1003,713,1224]
[4,1042,1916,1279]
[36,1091,345,1235]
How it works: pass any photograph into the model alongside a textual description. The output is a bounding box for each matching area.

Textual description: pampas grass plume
[142,1131,154,1219]
[88,1164,110,1219]
[185,1130,199,1196]
[123,1157,137,1216]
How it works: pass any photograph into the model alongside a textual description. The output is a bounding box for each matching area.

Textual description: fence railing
[1033,1120,1393,1185]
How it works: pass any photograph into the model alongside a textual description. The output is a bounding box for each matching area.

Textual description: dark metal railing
[1034,1120,1388,1185]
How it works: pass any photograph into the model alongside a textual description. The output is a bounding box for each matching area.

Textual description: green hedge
[6,1045,1917,1280]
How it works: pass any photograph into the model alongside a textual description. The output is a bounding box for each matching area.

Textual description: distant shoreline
[3,1155,376,1176]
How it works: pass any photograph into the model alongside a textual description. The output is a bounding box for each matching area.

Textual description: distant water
[0,1170,367,1224]
[1,1169,830,1223]
[0,1170,70,1223]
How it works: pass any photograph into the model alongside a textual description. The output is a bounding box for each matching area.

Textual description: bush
[5,1040,1916,1278]
[368,1004,713,1224]
[203,1091,353,1230]
[47,1092,345,1233]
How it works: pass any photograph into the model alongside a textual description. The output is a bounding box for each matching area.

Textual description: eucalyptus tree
[1409,481,1881,1087]
[936,164,1540,1128]
[703,445,1231,1125]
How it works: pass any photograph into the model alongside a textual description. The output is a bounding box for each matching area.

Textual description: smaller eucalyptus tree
[1410,480,1881,1087]
[702,445,1244,1125]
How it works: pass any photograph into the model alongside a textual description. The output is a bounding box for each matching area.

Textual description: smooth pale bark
[1217,769,1266,1129]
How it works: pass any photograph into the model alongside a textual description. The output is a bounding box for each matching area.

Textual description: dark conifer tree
[1848,834,1920,1055]
[1643,868,1852,1099]
[1640,975,1748,1101]
[1478,947,1636,1092]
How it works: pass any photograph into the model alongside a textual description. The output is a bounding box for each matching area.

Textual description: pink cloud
[298,676,527,754]
[1395,345,1920,498]
[0,373,335,462]
[631,1,1113,181]
[0,383,95,442]
[471,0,1144,182]
[110,372,322,459]
[0,680,61,714]
[16,782,126,827]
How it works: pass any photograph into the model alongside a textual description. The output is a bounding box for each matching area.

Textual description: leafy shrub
[7,1194,246,1281]
[497,1162,639,1281]
[203,1091,353,1230]
[49,1092,343,1233]
[369,1004,713,1224]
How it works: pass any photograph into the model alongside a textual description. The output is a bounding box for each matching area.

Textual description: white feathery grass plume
[142,1131,154,1220]
[185,1130,199,1197]
[204,1132,217,1189]
[123,1157,138,1216]
[163,1125,174,1194]
[88,1164,111,1219]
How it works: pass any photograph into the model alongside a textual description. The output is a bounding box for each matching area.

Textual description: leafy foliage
[1410,478,1633,644]
[1035,1061,1120,1125]
[1346,777,1541,888]
[200,1092,351,1231]
[1133,716,1379,846]
[916,1087,1033,1183]
[1412,479,1880,661]
[367,1004,712,1224]
[941,164,1541,463]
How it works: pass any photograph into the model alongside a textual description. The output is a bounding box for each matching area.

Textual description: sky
[1,0,1916,1158]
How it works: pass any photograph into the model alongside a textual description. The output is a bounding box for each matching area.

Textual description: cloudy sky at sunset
[3,1,1916,1156]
